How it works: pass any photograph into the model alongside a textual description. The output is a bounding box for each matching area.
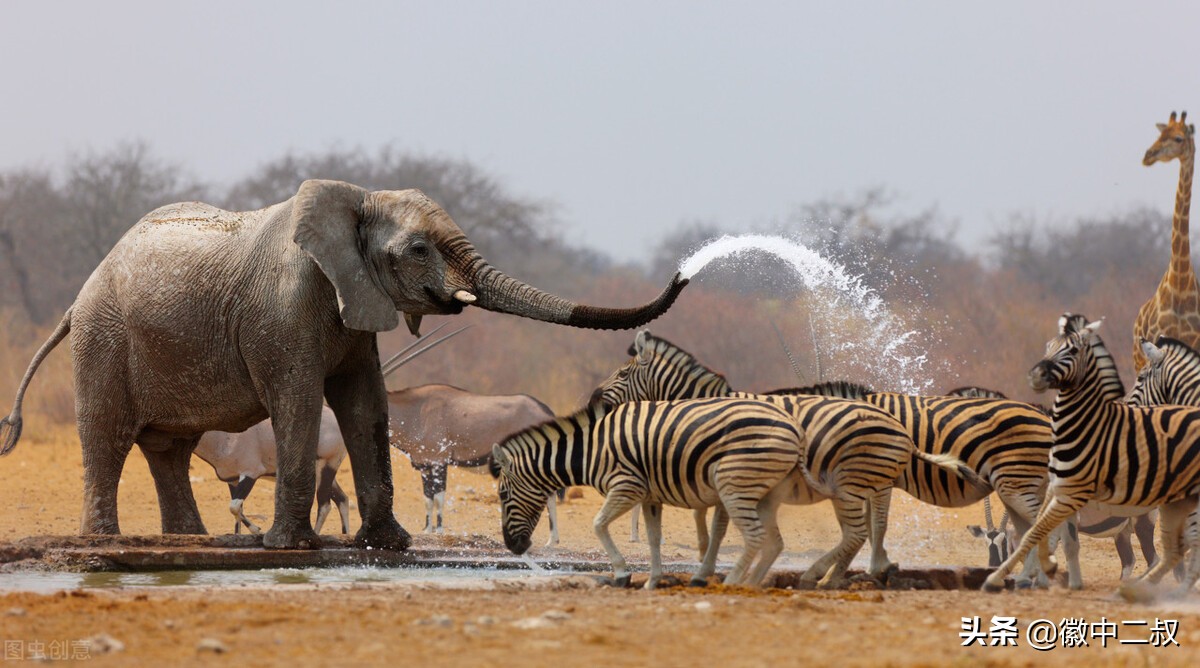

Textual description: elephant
[0,179,688,550]
[386,384,560,542]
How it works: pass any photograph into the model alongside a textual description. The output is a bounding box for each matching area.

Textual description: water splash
[678,234,941,393]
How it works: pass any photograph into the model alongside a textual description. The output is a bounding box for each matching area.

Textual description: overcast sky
[3,1,1198,263]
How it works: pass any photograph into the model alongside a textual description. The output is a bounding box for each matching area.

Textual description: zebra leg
[802,492,870,588]
[745,487,787,587]
[593,487,644,587]
[544,492,560,547]
[642,502,665,590]
[983,495,1084,592]
[998,491,1055,588]
[1174,506,1200,595]
[1056,518,1082,590]
[1114,522,1135,580]
[1135,511,1161,576]
[694,507,710,560]
[629,504,640,543]
[721,503,765,588]
[229,476,260,535]
[866,489,897,577]
[692,504,729,586]
[1143,498,1192,585]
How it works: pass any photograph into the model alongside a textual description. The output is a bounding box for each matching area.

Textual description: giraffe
[1133,110,1200,372]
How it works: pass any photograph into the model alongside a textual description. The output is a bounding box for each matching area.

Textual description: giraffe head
[1143,110,1195,166]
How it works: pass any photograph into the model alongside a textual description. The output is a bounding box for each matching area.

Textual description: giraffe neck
[1168,141,1196,289]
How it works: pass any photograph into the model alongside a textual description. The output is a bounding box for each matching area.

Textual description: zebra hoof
[981,578,1005,593]
[614,574,632,588]
[1014,580,1034,591]
[689,577,709,588]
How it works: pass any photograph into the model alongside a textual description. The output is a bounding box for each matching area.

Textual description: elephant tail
[1,308,71,456]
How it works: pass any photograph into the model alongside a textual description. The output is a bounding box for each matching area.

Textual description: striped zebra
[765,381,1074,588]
[983,314,1200,593]
[593,331,985,588]
[1128,336,1200,406]
[489,397,806,589]
[949,386,1160,580]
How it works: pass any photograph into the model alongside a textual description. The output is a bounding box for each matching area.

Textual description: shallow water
[0,565,568,594]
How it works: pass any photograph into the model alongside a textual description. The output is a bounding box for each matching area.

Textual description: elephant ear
[292,180,399,332]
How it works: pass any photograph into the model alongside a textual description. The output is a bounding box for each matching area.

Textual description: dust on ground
[1,430,1197,666]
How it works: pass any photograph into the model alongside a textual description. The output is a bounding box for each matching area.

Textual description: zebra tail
[915,450,989,491]
[796,460,834,498]
[1,308,71,456]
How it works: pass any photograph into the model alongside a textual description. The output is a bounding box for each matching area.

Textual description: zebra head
[591,330,729,406]
[489,439,551,555]
[1028,314,1102,393]
[1127,337,1197,406]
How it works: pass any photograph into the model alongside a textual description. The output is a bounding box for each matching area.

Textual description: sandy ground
[2,427,1200,666]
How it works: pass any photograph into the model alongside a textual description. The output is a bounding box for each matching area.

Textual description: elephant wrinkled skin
[0,179,687,550]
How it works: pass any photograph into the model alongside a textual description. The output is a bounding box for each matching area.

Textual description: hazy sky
[4,1,1198,262]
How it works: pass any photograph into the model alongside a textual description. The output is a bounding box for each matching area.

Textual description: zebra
[592,331,985,588]
[489,397,807,589]
[949,386,1161,580]
[983,314,1200,594]
[765,379,1076,588]
[1128,336,1200,407]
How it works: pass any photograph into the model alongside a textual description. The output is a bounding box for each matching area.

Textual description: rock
[5,607,25,617]
[413,615,454,627]
[85,633,125,654]
[541,610,571,622]
[512,616,556,630]
[475,615,498,626]
[693,601,713,612]
[197,638,229,654]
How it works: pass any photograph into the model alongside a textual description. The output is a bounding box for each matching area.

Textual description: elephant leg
[229,476,260,535]
[325,348,409,551]
[78,423,133,535]
[140,438,206,535]
[261,394,323,550]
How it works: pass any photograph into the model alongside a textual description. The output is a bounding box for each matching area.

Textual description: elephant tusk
[453,290,477,304]
[404,312,423,337]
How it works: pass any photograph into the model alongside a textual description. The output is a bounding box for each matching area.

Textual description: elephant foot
[264,524,322,550]
[162,516,208,535]
[354,517,412,552]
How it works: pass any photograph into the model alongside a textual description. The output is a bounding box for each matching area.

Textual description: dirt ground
[2,428,1200,666]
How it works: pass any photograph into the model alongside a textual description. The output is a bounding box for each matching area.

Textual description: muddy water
[0,565,573,594]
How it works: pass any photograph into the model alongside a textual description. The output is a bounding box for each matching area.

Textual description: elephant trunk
[440,234,688,330]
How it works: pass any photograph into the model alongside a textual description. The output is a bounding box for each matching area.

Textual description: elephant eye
[410,242,430,259]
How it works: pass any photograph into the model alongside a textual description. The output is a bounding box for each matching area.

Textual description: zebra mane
[945,386,1008,399]
[635,333,731,389]
[1083,327,1126,399]
[1153,336,1200,361]
[762,380,874,399]
[491,400,610,476]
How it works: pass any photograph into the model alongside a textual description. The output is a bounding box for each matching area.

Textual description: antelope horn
[382,325,472,378]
